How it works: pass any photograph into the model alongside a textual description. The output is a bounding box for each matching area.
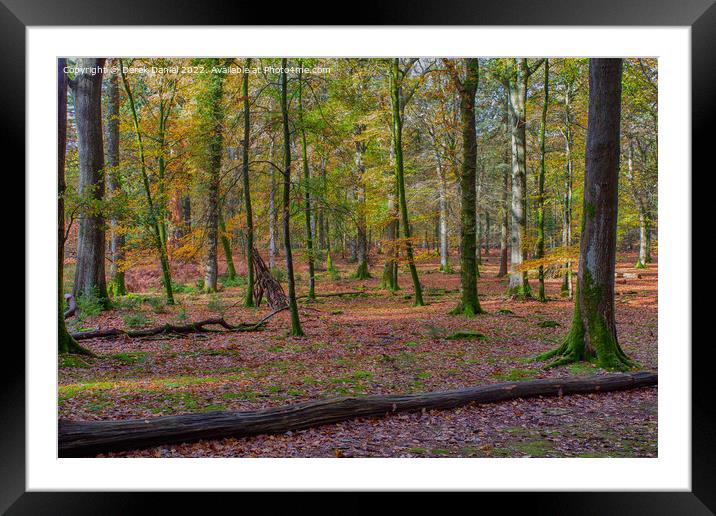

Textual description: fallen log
[58,371,657,457]
[71,317,265,341]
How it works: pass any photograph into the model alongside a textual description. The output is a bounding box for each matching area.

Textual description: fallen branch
[297,291,368,299]
[58,371,657,457]
[70,317,265,341]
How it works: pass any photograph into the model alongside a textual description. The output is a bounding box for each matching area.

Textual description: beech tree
[59,58,92,355]
[389,58,424,306]
[280,58,304,337]
[106,61,127,297]
[502,58,544,299]
[538,58,634,370]
[535,59,550,302]
[201,60,226,293]
[241,58,256,305]
[70,58,109,306]
[445,58,484,316]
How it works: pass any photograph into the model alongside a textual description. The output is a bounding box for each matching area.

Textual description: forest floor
[59,250,658,458]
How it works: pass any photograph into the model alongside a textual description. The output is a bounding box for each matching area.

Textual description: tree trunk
[280,59,304,337]
[219,212,237,279]
[536,59,549,301]
[561,89,575,299]
[498,148,510,278]
[59,372,656,457]
[484,211,490,256]
[106,61,127,297]
[507,59,532,298]
[241,59,256,304]
[318,158,327,250]
[268,139,278,270]
[353,127,371,280]
[203,64,224,293]
[119,60,175,305]
[438,161,450,273]
[58,58,93,356]
[446,58,483,316]
[297,63,317,297]
[390,59,424,306]
[71,58,109,306]
[538,58,633,370]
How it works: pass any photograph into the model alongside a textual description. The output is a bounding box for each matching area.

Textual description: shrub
[271,267,286,283]
[145,296,166,313]
[221,275,246,288]
[76,288,104,322]
[123,312,150,328]
[207,294,226,315]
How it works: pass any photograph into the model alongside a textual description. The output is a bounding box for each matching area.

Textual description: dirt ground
[59,249,658,458]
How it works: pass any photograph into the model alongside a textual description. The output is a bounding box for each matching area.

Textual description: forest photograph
[57,56,658,459]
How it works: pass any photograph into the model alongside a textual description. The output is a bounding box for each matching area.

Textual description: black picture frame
[6,1,710,512]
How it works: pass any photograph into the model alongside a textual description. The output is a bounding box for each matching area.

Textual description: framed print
[6,0,712,512]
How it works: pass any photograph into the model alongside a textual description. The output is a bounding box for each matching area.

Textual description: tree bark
[353,126,371,280]
[438,159,450,272]
[203,64,224,293]
[297,63,317,296]
[59,371,657,457]
[538,58,633,370]
[536,59,549,301]
[280,59,304,336]
[241,59,256,304]
[561,87,575,299]
[390,59,424,306]
[507,59,533,298]
[106,61,127,297]
[446,58,483,316]
[497,161,510,278]
[58,58,93,356]
[268,139,278,270]
[71,58,109,306]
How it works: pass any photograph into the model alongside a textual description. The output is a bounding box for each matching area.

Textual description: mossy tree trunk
[280,59,305,337]
[536,59,549,302]
[390,59,424,306]
[119,61,175,305]
[58,58,93,356]
[297,63,317,296]
[106,61,127,298]
[201,62,225,293]
[506,58,544,299]
[445,58,483,316]
[70,58,109,307]
[538,58,634,371]
[241,59,256,304]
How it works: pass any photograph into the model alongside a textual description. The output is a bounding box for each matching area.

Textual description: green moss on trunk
[537,272,635,371]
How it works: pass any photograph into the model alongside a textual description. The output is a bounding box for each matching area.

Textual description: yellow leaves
[514,245,580,272]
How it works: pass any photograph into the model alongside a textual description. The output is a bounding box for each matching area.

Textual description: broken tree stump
[58,371,657,457]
